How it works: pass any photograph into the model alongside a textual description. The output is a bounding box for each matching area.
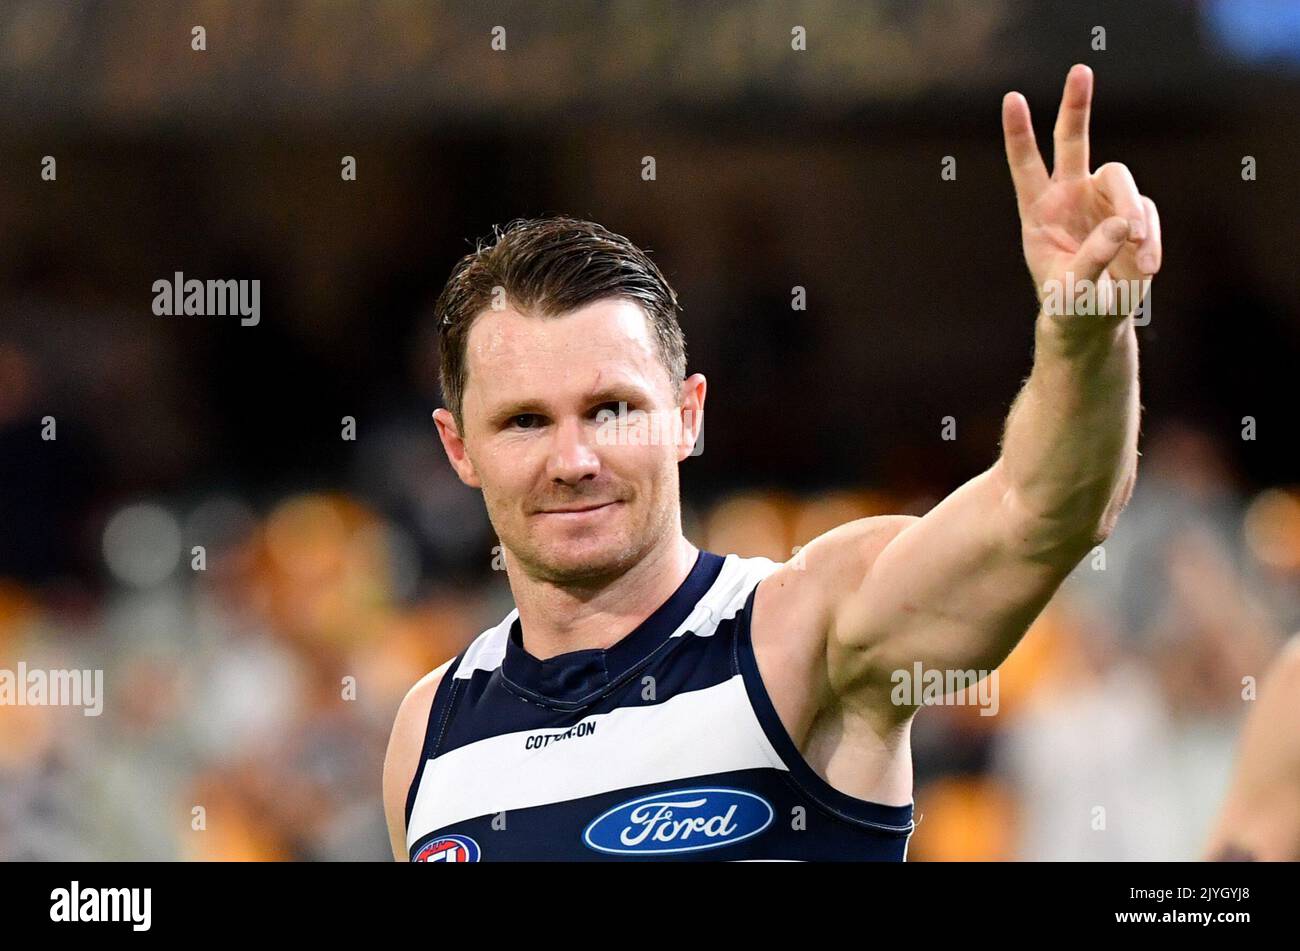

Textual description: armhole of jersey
[732,580,915,837]
[403,654,464,830]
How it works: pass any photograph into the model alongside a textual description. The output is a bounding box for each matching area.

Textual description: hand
[1003,64,1162,324]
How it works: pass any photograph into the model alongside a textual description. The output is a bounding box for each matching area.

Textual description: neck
[507,533,699,661]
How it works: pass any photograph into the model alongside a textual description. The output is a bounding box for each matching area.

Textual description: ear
[433,408,482,489]
[676,373,707,462]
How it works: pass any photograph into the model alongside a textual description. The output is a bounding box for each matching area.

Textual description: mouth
[535,501,621,518]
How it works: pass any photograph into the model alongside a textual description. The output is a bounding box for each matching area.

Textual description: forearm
[995,312,1140,555]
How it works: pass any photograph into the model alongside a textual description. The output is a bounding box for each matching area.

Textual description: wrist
[1035,309,1132,359]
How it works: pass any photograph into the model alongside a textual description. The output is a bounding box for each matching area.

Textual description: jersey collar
[501,549,725,706]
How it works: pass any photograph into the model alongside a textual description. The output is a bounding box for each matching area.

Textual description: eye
[592,401,626,421]
[509,413,543,430]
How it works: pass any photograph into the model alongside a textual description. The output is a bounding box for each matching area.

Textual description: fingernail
[1129,219,1146,241]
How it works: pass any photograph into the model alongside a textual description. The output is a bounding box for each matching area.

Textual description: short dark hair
[434,216,687,426]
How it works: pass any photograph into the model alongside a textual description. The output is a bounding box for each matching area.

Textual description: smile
[536,501,620,517]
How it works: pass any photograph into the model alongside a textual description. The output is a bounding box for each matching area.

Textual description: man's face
[435,298,704,585]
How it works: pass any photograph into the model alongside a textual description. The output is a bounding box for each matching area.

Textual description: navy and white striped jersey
[404,549,915,861]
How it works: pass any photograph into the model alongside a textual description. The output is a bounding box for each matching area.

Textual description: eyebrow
[485,383,654,423]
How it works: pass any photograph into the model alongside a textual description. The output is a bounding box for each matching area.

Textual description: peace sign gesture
[1003,64,1162,322]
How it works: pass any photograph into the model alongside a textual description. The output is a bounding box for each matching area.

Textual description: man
[384,63,1162,861]
[1204,634,1300,861]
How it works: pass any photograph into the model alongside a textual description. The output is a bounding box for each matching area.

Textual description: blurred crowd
[1,408,1295,860]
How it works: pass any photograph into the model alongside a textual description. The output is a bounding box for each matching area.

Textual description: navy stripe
[409,766,909,861]
[404,653,464,829]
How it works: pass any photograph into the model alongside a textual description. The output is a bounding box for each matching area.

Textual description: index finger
[1052,63,1093,179]
[1002,91,1050,213]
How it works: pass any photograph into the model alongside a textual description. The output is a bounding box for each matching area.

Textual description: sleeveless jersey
[404,549,915,861]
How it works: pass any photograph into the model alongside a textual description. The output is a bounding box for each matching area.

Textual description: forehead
[463,298,669,408]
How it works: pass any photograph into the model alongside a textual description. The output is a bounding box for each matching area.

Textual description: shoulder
[386,656,456,776]
[394,659,454,736]
[1270,633,1300,695]
[799,514,918,571]
[755,514,919,622]
[1243,633,1300,748]
[1204,634,1300,860]
[382,656,456,860]
[748,516,919,726]
[1251,633,1300,763]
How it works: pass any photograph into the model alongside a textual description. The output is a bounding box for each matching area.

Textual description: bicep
[828,465,1091,700]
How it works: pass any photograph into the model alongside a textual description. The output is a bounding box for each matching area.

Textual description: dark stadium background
[1,0,1297,859]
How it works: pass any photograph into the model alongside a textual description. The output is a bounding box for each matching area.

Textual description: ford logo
[583,787,773,855]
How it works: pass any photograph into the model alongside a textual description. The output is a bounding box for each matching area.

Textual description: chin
[531,533,639,583]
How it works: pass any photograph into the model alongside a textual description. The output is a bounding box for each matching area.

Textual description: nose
[545,415,601,485]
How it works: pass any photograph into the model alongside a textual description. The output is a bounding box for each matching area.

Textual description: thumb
[1070,216,1130,283]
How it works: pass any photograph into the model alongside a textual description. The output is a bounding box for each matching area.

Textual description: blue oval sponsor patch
[583,787,773,855]
[413,834,481,862]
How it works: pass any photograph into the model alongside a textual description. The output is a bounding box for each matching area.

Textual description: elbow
[1092,466,1139,544]
[1088,512,1120,548]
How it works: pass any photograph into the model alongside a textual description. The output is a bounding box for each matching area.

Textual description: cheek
[476,438,533,485]
[613,443,677,500]
[472,448,531,519]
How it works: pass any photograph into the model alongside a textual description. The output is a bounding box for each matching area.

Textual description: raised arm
[799,65,1161,717]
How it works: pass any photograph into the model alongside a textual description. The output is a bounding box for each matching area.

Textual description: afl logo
[583,787,773,855]
[413,834,481,862]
